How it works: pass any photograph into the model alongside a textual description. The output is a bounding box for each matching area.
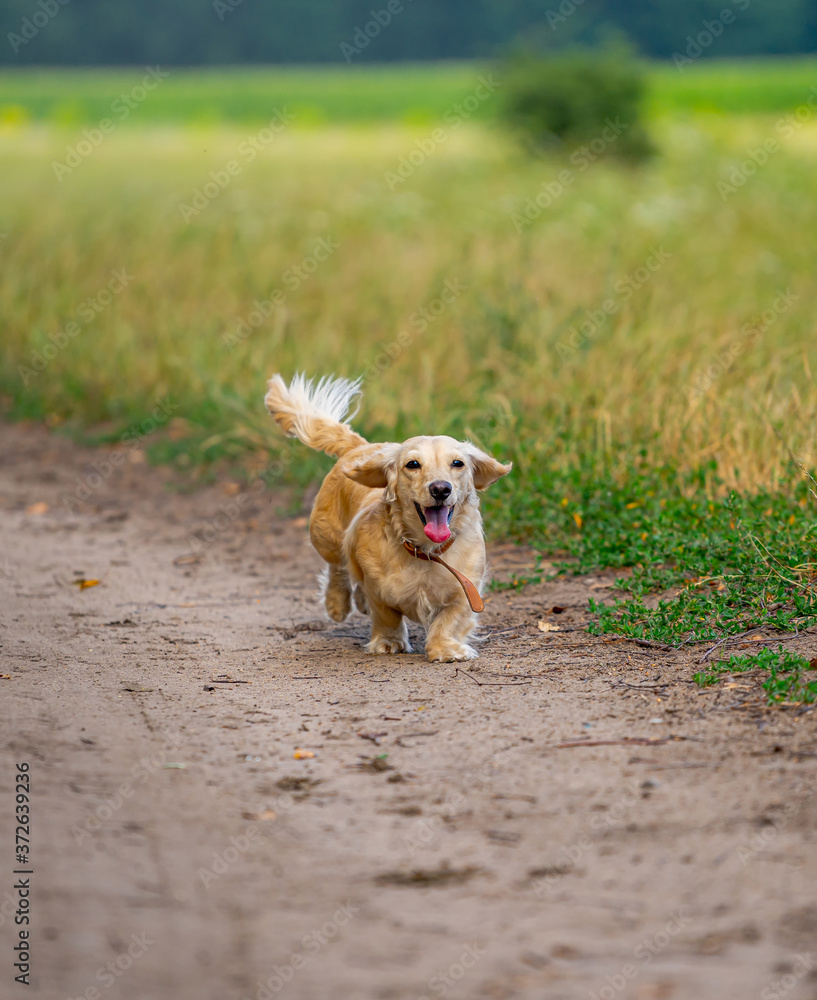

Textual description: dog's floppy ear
[464,444,512,490]
[343,443,401,499]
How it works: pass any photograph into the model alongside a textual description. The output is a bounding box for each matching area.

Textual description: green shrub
[500,42,653,161]
[694,646,817,705]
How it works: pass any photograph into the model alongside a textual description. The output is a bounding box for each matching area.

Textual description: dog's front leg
[365,594,412,655]
[424,600,478,662]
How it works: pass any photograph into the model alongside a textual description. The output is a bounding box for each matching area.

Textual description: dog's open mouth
[414,502,454,544]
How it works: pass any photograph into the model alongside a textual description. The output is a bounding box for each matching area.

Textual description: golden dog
[264,373,511,662]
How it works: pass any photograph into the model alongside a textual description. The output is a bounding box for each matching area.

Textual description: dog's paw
[426,643,478,663]
[365,635,413,655]
[324,587,351,622]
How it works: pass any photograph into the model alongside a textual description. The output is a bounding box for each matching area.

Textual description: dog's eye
[451,460,465,468]
[405,460,421,469]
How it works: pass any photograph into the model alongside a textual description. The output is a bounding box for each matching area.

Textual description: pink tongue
[423,506,451,543]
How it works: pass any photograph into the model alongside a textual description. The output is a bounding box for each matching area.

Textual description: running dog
[264,373,511,662]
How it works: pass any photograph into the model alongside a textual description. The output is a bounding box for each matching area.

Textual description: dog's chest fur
[344,504,485,626]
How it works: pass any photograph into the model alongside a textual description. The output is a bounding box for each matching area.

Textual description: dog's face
[344,435,511,546]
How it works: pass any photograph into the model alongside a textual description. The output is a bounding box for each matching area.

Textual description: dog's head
[343,436,512,546]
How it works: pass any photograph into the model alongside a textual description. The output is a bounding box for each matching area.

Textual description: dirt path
[1,423,815,1000]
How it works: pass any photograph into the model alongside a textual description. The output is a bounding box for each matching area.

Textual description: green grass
[2,62,817,668]
[3,116,816,480]
[694,646,817,705]
[0,63,495,127]
[1,56,816,126]
[490,459,817,648]
[647,56,817,116]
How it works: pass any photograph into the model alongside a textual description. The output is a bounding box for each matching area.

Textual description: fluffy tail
[264,372,367,458]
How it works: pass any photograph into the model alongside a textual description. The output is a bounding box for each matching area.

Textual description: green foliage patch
[500,43,653,160]
[491,456,817,654]
[694,646,817,704]
[2,57,817,126]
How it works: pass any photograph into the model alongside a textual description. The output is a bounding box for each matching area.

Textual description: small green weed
[694,646,817,705]
[488,455,817,648]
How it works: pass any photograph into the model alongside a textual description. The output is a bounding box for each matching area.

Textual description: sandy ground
[1,422,816,1000]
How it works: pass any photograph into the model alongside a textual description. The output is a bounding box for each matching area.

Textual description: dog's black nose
[429,480,452,502]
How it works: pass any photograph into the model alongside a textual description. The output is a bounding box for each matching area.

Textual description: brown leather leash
[402,539,484,613]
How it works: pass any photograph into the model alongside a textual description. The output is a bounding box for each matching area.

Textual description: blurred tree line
[2,0,816,65]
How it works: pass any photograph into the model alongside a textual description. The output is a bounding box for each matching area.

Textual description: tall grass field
[2,59,816,690]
